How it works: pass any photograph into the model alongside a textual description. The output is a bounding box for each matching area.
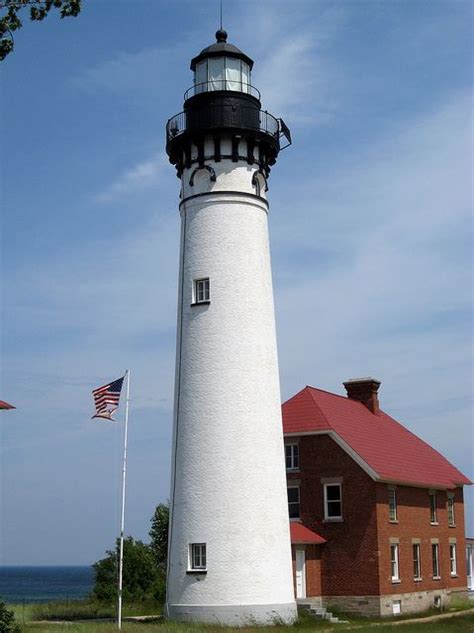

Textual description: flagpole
[117,369,130,630]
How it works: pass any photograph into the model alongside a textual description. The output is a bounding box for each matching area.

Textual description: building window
[388,488,397,522]
[287,486,300,519]
[190,543,207,570]
[194,278,210,304]
[429,492,438,524]
[285,443,299,470]
[450,544,457,576]
[413,544,421,580]
[391,544,400,581]
[447,495,455,526]
[432,543,440,578]
[324,483,342,520]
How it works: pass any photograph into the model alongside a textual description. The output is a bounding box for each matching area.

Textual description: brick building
[283,378,471,616]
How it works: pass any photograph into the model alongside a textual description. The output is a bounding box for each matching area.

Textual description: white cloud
[271,91,473,501]
[93,153,169,203]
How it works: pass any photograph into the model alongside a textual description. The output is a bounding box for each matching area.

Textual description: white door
[295,549,306,598]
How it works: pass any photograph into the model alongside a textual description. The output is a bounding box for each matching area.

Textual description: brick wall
[376,483,467,597]
[288,434,381,596]
[286,432,469,611]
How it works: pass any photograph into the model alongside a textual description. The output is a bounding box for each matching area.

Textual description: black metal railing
[166,105,280,143]
[184,81,261,101]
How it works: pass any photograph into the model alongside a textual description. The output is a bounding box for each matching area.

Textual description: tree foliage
[0,0,81,61]
[91,503,169,606]
[0,599,21,633]
[92,536,160,603]
[149,502,169,572]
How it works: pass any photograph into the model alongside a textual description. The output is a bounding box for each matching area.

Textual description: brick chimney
[343,377,381,415]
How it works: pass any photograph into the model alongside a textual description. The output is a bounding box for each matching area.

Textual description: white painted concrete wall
[166,135,296,625]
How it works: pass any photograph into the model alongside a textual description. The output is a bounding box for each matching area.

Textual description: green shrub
[0,599,21,633]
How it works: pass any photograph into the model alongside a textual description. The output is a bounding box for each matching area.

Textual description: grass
[18,613,474,633]
[8,599,162,624]
[9,601,474,633]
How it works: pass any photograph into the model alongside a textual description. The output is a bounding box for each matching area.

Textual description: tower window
[190,543,207,570]
[193,278,210,304]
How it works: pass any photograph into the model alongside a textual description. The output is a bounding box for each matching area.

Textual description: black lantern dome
[166,31,291,178]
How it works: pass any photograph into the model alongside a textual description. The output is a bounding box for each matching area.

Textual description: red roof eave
[290,522,326,545]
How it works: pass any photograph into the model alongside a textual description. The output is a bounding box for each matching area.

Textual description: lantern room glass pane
[208,57,225,91]
[225,57,241,91]
[241,62,250,93]
[195,60,207,94]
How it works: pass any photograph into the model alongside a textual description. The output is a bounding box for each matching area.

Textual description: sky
[0,0,472,566]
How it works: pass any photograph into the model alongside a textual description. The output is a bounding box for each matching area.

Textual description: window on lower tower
[190,543,207,570]
[193,278,210,304]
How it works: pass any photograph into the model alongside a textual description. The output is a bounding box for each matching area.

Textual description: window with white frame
[413,543,421,580]
[390,544,400,581]
[388,488,397,522]
[449,544,457,576]
[432,543,440,578]
[285,443,299,470]
[429,492,438,524]
[324,483,342,520]
[194,278,210,304]
[287,486,300,519]
[447,494,455,526]
[190,543,207,570]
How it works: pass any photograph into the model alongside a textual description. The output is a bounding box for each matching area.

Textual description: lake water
[0,566,94,603]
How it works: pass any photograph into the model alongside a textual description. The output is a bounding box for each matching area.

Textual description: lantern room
[189,29,256,97]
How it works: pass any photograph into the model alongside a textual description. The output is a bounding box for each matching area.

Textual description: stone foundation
[321,595,381,618]
[322,588,468,617]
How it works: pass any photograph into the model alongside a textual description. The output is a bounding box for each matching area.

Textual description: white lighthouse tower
[165,29,296,625]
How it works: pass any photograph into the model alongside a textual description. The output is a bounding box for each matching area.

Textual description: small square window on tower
[193,278,210,305]
[189,543,207,571]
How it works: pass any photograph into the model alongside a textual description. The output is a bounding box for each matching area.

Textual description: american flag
[92,376,125,420]
[0,400,15,410]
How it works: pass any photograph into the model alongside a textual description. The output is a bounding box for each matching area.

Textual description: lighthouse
[165,29,296,625]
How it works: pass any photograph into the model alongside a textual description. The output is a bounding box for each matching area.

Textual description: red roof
[283,386,471,489]
[290,522,326,544]
[0,400,15,410]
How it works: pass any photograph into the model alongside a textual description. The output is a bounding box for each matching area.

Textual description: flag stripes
[92,376,124,420]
